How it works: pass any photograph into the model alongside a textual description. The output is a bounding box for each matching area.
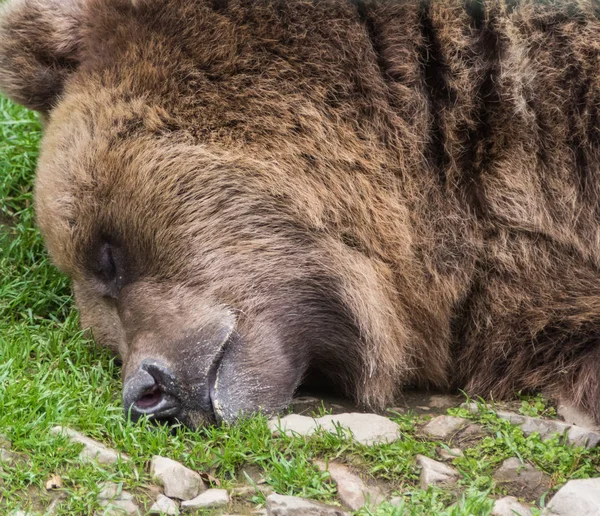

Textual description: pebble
[180,489,229,512]
[543,478,600,515]
[96,482,139,515]
[315,461,384,510]
[0,448,22,466]
[421,416,469,439]
[266,494,348,515]
[51,426,128,465]
[148,494,180,515]
[493,457,550,500]
[150,456,204,501]
[416,455,459,489]
[463,403,600,448]
[269,413,401,445]
[492,496,532,516]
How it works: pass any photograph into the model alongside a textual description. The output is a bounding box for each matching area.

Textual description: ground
[1,95,600,515]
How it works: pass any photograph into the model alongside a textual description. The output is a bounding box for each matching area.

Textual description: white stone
[0,448,21,466]
[181,489,229,512]
[98,483,135,501]
[463,404,600,448]
[150,456,203,501]
[544,478,600,516]
[492,496,532,516]
[148,494,179,515]
[96,501,139,515]
[422,416,469,439]
[566,425,600,449]
[494,457,546,485]
[51,426,128,465]
[315,461,384,510]
[493,457,550,500]
[266,494,348,515]
[416,455,459,489]
[96,482,139,515]
[270,414,318,437]
[269,413,400,446]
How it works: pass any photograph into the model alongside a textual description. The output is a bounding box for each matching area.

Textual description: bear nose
[123,361,180,421]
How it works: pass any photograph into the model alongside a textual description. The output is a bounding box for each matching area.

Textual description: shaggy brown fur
[2,0,600,426]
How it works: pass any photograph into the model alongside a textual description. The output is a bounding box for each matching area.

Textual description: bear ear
[0,0,84,112]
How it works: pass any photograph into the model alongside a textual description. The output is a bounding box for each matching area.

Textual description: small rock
[266,494,348,515]
[544,478,600,515]
[492,496,532,516]
[148,494,179,515]
[45,474,63,490]
[437,447,463,460]
[566,425,600,449]
[315,461,384,510]
[556,402,598,430]
[0,448,22,466]
[422,416,469,439]
[51,426,128,465]
[150,456,204,501]
[269,413,400,445]
[181,489,229,512]
[0,435,11,449]
[96,482,139,515]
[463,404,600,448]
[519,418,570,441]
[98,483,134,501]
[416,455,459,489]
[493,457,550,500]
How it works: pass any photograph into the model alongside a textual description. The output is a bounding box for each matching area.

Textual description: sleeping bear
[2,0,600,428]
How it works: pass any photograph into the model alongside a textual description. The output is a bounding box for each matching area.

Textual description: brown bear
[2,0,600,429]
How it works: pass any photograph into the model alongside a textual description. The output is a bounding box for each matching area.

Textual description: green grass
[1,93,599,515]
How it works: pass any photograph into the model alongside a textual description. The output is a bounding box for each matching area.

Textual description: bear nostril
[123,361,181,421]
[135,384,164,410]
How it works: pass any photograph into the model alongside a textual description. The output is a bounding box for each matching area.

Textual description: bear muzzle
[122,322,235,426]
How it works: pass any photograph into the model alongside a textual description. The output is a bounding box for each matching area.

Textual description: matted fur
[2,0,600,425]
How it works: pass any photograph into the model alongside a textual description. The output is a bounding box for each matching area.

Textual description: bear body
[2,0,600,426]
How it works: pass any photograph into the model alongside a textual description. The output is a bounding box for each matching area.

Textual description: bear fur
[2,0,600,426]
